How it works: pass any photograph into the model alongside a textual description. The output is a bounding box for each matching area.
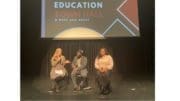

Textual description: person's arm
[71,56,76,69]
[61,56,66,66]
[51,57,58,67]
[95,57,100,70]
[78,56,87,70]
[50,57,54,66]
[107,55,114,70]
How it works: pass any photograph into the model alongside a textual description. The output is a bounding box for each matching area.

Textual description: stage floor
[21,73,154,101]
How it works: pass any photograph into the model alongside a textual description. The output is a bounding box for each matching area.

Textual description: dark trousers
[51,76,66,90]
[96,70,112,95]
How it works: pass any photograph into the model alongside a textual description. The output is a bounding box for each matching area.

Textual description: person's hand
[72,64,76,69]
[73,67,79,73]
[99,67,104,72]
[65,60,71,64]
[99,67,103,72]
[75,67,79,70]
[104,68,108,72]
[99,67,108,73]
[54,57,60,62]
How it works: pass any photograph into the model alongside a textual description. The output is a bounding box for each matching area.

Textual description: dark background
[21,0,154,80]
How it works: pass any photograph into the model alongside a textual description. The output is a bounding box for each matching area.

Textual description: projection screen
[41,0,140,39]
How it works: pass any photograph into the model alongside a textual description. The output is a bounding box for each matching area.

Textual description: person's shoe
[73,87,77,91]
[83,86,92,90]
[77,86,80,91]
[73,86,80,92]
[98,94,106,99]
[102,89,110,95]
[55,89,60,93]
[48,88,55,93]
[99,86,104,94]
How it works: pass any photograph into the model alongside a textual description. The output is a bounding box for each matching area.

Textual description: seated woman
[48,48,70,93]
[95,48,114,95]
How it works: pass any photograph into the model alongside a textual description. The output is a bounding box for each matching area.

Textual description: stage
[21,72,154,101]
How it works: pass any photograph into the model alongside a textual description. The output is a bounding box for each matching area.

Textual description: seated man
[71,49,89,91]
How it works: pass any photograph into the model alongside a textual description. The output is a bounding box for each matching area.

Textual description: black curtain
[39,38,149,79]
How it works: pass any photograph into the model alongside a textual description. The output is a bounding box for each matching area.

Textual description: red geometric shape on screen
[118,0,139,30]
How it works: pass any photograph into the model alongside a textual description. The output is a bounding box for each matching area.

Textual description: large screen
[41,0,140,39]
